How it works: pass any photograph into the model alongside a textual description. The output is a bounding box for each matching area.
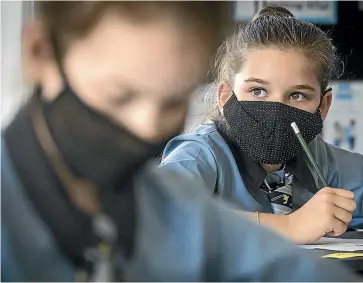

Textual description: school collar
[215,120,319,197]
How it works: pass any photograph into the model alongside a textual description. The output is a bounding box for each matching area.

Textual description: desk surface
[308,232,363,275]
[336,231,363,240]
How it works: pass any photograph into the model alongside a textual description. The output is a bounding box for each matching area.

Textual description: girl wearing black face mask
[2,2,362,282]
[161,6,363,245]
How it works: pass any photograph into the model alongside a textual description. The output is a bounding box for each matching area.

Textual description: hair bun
[252,5,294,21]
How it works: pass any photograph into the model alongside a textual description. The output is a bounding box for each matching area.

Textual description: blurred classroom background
[2,0,363,154]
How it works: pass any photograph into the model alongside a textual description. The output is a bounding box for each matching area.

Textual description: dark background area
[318,1,363,80]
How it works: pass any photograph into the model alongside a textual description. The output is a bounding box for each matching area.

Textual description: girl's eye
[251,88,267,98]
[289,92,307,101]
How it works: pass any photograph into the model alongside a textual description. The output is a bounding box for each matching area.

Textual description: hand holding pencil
[284,123,357,244]
[286,187,356,244]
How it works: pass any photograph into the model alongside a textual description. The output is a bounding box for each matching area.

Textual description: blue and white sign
[323,82,363,155]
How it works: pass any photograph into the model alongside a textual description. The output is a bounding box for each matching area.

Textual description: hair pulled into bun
[252,5,294,21]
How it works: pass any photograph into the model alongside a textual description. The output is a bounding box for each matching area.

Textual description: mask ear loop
[323,87,332,95]
[49,32,73,93]
[30,32,101,216]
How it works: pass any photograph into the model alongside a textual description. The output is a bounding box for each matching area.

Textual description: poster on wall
[234,1,338,24]
[323,82,363,155]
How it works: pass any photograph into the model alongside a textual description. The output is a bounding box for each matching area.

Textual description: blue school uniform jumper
[161,121,363,228]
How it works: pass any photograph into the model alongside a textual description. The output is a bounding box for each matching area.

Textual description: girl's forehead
[235,49,320,89]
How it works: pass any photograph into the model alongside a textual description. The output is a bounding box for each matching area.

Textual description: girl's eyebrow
[244,78,317,92]
[244,77,269,85]
[293,84,316,91]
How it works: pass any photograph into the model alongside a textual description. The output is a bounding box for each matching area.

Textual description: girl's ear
[320,91,332,120]
[22,20,64,101]
[22,20,53,84]
[217,81,231,115]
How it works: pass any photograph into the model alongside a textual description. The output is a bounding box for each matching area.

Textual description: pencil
[291,122,328,188]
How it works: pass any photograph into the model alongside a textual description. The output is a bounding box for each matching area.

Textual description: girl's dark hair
[212,5,342,93]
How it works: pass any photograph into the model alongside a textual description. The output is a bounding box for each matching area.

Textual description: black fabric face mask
[36,82,174,193]
[223,93,323,165]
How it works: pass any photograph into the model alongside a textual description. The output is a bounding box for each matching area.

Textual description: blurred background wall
[1,1,363,154]
[1,0,34,127]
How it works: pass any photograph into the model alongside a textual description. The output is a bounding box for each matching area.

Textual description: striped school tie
[260,172,293,215]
